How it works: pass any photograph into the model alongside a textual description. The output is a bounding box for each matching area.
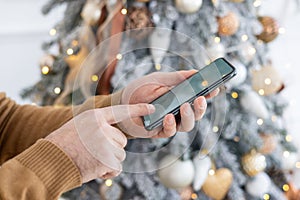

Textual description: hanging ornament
[99,179,123,200]
[202,168,233,200]
[175,0,203,14]
[281,152,298,171]
[251,64,284,96]
[149,28,172,68]
[81,0,103,26]
[227,59,247,87]
[217,12,240,36]
[256,16,279,43]
[240,89,269,119]
[241,150,267,177]
[158,154,195,189]
[125,7,154,40]
[245,172,271,197]
[258,133,277,155]
[206,42,226,61]
[192,155,211,191]
[39,54,55,75]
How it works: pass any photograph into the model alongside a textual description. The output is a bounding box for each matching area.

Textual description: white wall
[0,0,63,104]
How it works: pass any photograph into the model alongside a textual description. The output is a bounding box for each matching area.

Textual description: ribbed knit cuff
[15,139,82,199]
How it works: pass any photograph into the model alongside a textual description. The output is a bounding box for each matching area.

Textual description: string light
[41,66,50,75]
[214,36,221,43]
[105,179,113,187]
[116,53,123,60]
[271,115,277,122]
[91,75,99,82]
[264,78,272,85]
[66,48,74,55]
[279,27,286,34]
[283,151,290,158]
[49,28,57,36]
[241,34,248,41]
[257,40,264,45]
[191,193,198,200]
[231,92,239,99]
[258,89,265,96]
[263,194,270,200]
[208,169,215,175]
[248,46,256,55]
[121,8,127,15]
[285,134,293,142]
[212,126,219,133]
[155,63,161,71]
[54,87,61,94]
[257,118,264,125]
[72,40,79,46]
[295,162,300,169]
[282,184,290,192]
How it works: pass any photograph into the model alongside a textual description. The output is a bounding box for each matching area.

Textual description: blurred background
[1,1,299,145]
[1,0,300,192]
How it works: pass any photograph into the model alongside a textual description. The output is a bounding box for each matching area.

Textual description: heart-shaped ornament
[202,168,233,200]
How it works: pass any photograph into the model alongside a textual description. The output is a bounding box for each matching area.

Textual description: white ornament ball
[175,0,203,14]
[81,1,102,25]
[206,43,226,61]
[158,155,195,189]
[192,155,211,191]
[227,59,247,87]
[281,152,298,171]
[246,172,271,197]
[240,89,269,119]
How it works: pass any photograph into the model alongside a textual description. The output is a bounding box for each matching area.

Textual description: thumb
[150,70,197,87]
[99,104,156,124]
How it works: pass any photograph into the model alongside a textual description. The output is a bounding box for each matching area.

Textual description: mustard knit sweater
[0,92,120,199]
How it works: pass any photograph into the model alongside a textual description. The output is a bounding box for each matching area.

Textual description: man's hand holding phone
[117,70,219,139]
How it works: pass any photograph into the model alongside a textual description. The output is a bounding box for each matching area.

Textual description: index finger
[98,104,155,124]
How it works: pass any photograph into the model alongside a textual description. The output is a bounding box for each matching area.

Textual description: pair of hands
[46,70,219,183]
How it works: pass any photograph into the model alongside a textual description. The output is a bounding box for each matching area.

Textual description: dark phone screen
[143,58,235,129]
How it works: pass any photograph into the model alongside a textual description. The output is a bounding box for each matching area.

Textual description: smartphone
[142,57,237,131]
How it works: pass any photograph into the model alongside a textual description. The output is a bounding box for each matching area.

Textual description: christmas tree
[22,0,300,199]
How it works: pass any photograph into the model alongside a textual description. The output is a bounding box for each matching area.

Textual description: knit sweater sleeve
[0,92,121,163]
[0,139,82,200]
[0,91,122,199]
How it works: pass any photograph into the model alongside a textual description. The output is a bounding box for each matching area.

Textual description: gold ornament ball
[251,64,284,96]
[259,133,277,155]
[202,168,233,200]
[256,16,279,43]
[242,150,267,177]
[217,12,240,36]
